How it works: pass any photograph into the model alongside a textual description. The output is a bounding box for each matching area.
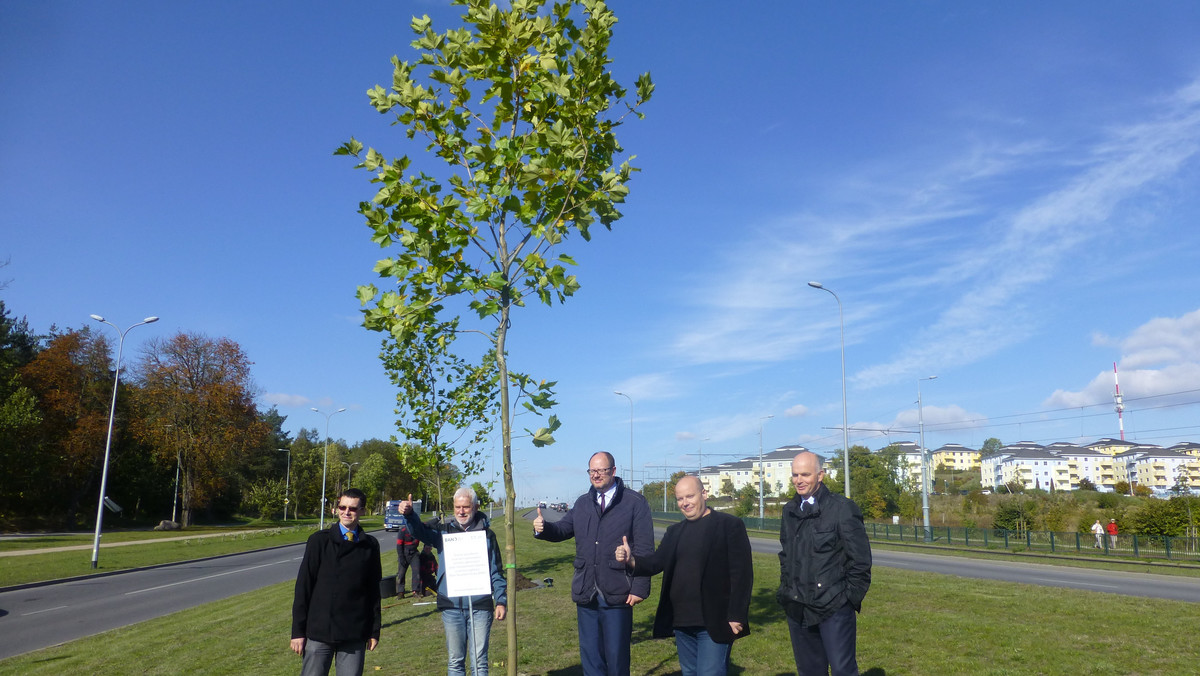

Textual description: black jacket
[777,483,872,626]
[632,509,753,644]
[535,476,654,605]
[292,524,382,643]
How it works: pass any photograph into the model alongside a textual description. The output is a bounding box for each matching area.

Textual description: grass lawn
[2,523,1198,675]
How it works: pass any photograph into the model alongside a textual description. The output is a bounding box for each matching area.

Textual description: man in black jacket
[616,475,752,676]
[533,451,654,676]
[291,488,382,676]
[777,451,871,676]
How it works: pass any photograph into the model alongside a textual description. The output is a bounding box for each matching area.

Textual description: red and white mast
[1113,362,1125,441]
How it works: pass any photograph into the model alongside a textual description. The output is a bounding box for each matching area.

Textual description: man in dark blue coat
[291,488,382,676]
[534,451,654,676]
[777,451,872,676]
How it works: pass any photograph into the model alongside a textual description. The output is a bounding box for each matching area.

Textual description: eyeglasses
[587,467,614,477]
[336,504,361,513]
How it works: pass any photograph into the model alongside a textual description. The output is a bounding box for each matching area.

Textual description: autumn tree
[18,328,120,526]
[133,332,268,525]
[340,2,650,666]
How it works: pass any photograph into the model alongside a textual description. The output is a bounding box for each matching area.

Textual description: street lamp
[808,281,851,499]
[311,406,346,530]
[697,437,711,474]
[614,391,633,489]
[758,415,774,522]
[918,375,938,541]
[342,461,360,487]
[89,314,159,568]
[278,448,291,520]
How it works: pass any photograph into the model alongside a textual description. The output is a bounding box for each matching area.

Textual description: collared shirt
[339,523,358,540]
[596,484,617,511]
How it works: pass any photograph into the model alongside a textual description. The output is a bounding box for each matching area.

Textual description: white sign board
[442,530,492,598]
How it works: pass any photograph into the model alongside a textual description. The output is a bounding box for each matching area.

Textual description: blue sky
[5,1,1200,504]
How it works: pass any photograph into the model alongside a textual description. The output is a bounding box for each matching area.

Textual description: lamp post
[342,461,360,487]
[311,406,346,530]
[278,448,291,520]
[808,281,851,499]
[758,415,774,522]
[89,314,159,568]
[918,375,938,541]
[614,391,633,489]
[163,423,180,525]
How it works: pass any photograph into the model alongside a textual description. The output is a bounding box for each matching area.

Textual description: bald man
[616,475,752,676]
[777,452,872,676]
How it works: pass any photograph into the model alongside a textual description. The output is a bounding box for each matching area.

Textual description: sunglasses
[336,504,361,513]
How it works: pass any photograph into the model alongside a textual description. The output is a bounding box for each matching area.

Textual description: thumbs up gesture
[533,507,545,534]
[615,535,634,567]
[398,493,414,516]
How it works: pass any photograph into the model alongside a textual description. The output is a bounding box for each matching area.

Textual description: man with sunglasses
[291,488,382,676]
[533,451,653,676]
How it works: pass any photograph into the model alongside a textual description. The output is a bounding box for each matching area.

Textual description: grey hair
[453,486,479,506]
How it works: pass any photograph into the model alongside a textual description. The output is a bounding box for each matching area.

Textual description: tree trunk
[497,302,518,676]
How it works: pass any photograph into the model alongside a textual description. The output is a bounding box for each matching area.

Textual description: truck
[383,499,422,532]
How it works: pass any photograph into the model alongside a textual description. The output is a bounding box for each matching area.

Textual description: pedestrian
[419,543,439,597]
[533,451,654,676]
[1091,519,1104,549]
[777,451,872,676]
[399,488,506,676]
[396,509,421,598]
[1106,519,1119,549]
[614,475,752,676]
[290,488,382,676]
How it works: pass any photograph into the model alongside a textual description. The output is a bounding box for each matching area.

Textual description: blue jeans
[674,627,732,676]
[442,607,493,676]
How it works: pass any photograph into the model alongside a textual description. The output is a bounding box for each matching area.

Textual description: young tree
[381,326,496,513]
[340,2,651,666]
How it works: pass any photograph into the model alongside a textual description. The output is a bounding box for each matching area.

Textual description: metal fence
[863,523,1200,562]
[654,512,1200,563]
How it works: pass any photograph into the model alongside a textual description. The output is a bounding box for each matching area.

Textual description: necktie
[599,493,606,514]
[345,530,355,542]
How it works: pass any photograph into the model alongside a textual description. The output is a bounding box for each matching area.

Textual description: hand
[729,621,744,635]
[626,594,644,607]
[367,638,378,651]
[290,638,305,655]
[495,604,507,621]
[615,535,633,567]
[533,507,544,534]
[399,493,414,516]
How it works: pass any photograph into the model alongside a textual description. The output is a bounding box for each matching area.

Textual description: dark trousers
[576,594,632,676]
[786,603,859,676]
[396,544,419,594]
[300,639,366,676]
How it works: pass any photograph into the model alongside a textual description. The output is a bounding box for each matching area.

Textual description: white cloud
[784,404,809,417]
[264,392,312,407]
[855,77,1200,388]
[1045,308,1200,408]
[612,372,683,401]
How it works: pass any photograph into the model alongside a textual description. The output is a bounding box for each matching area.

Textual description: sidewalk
[0,529,278,557]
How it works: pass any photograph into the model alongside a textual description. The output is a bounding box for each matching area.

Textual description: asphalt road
[4,509,1200,662]
[0,533,341,661]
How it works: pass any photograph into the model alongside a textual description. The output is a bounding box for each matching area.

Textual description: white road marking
[125,559,294,595]
[22,605,68,616]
